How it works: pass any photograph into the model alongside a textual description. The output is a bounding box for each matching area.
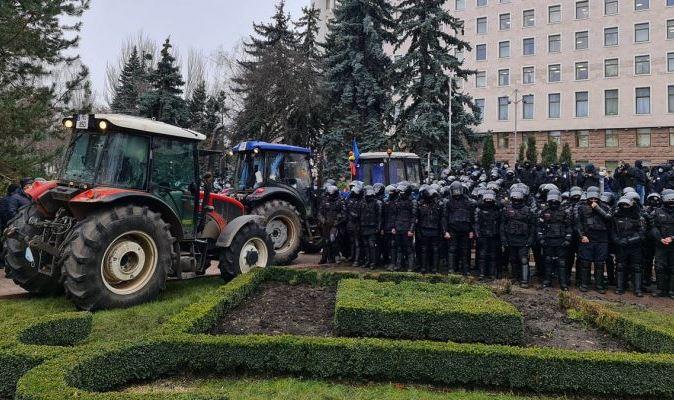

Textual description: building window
[576,130,590,147]
[668,85,674,113]
[637,128,651,147]
[498,96,509,120]
[476,71,486,87]
[548,93,561,118]
[475,98,485,120]
[548,34,561,53]
[576,91,589,117]
[549,131,562,144]
[476,44,486,60]
[605,58,619,77]
[605,160,620,171]
[605,129,619,147]
[635,55,650,75]
[669,0,674,6]
[605,0,619,14]
[498,69,510,86]
[635,0,650,10]
[549,5,562,23]
[604,27,619,46]
[477,0,487,6]
[499,13,511,30]
[499,41,510,58]
[576,0,590,18]
[500,0,510,3]
[605,89,619,116]
[549,64,561,82]
[523,66,535,84]
[455,0,466,11]
[575,62,589,80]
[497,133,509,148]
[477,17,487,34]
[523,9,535,27]
[523,38,535,55]
[522,95,534,119]
[635,23,649,42]
[668,19,674,39]
[575,31,589,50]
[668,52,674,72]
[635,87,651,114]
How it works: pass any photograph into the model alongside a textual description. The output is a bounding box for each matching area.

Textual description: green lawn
[607,304,674,334]
[0,276,222,344]
[126,376,556,400]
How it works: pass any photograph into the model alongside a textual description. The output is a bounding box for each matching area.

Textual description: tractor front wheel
[62,205,175,311]
[251,200,301,265]
[219,223,274,280]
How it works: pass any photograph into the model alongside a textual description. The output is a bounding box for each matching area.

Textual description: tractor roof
[359,152,420,160]
[232,141,311,155]
[96,114,207,141]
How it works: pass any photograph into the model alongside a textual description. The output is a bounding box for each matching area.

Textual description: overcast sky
[78,0,309,103]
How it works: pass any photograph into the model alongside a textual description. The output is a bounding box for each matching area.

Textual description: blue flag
[352,138,360,163]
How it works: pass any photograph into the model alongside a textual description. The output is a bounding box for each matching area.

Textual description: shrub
[560,292,674,354]
[334,279,523,344]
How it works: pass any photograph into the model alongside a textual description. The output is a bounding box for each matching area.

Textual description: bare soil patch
[209,282,336,337]
[500,288,633,352]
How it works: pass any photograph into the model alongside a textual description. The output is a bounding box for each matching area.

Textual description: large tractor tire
[251,200,301,265]
[3,205,62,295]
[62,205,175,311]
[218,223,274,280]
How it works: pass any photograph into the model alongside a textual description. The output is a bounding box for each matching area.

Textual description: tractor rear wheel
[218,223,274,280]
[251,200,301,265]
[62,205,175,311]
[3,205,62,295]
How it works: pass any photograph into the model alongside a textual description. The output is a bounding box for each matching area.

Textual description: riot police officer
[345,183,363,266]
[537,191,573,290]
[443,181,475,275]
[611,196,646,296]
[643,193,663,291]
[382,185,398,271]
[318,185,344,264]
[359,188,383,269]
[650,192,674,298]
[417,186,443,273]
[393,182,417,272]
[575,186,613,293]
[474,190,501,279]
[501,190,536,288]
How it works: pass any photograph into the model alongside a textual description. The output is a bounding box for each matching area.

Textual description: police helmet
[600,192,615,206]
[364,187,375,198]
[450,181,464,196]
[625,191,641,205]
[326,185,339,197]
[586,186,601,201]
[482,190,497,203]
[569,186,583,199]
[547,191,562,205]
[385,184,398,197]
[622,187,636,195]
[663,192,674,206]
[373,183,385,197]
[617,196,634,209]
[646,192,662,206]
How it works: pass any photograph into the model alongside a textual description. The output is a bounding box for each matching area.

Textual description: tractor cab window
[235,152,265,191]
[62,132,106,183]
[358,160,386,185]
[406,160,421,183]
[97,133,150,189]
[267,152,311,189]
[389,159,406,184]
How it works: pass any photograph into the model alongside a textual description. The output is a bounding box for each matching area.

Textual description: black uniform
[317,189,344,264]
[417,192,443,273]
[537,200,573,289]
[393,189,417,271]
[358,192,383,268]
[474,196,501,279]
[575,196,613,293]
[382,189,398,271]
[501,195,536,287]
[650,202,674,298]
[443,195,476,275]
[611,201,646,296]
[345,191,362,266]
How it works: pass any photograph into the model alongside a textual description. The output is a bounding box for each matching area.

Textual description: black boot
[558,262,569,291]
[447,252,456,274]
[431,247,440,274]
[594,262,606,294]
[542,259,552,288]
[521,262,530,288]
[319,251,328,265]
[352,244,360,268]
[369,245,378,270]
[615,266,625,295]
[394,249,404,272]
[634,270,643,297]
[579,261,590,292]
[407,251,415,273]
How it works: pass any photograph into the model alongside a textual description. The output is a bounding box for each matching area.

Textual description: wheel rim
[239,238,269,274]
[266,216,296,253]
[101,231,158,295]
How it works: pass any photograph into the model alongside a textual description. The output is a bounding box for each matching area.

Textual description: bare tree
[104,31,158,106]
[185,48,207,99]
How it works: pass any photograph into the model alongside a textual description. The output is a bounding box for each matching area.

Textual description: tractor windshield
[61,131,150,189]
[234,152,264,191]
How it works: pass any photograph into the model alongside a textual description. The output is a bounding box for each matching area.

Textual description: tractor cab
[357,152,423,186]
[231,141,321,264]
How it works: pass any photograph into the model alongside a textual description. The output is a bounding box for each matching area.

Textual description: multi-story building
[314,0,674,168]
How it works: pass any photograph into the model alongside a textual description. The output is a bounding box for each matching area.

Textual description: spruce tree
[481,135,495,169]
[188,80,207,131]
[525,135,537,164]
[322,0,395,176]
[111,46,144,115]
[393,0,479,164]
[541,140,558,167]
[233,0,299,143]
[139,38,188,126]
[560,142,574,168]
[517,142,526,163]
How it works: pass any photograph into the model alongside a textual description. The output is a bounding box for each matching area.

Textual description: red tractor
[3,114,274,310]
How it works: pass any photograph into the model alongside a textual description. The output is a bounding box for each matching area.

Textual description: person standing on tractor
[318,185,344,265]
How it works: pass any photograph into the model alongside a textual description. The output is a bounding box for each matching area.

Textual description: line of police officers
[318,176,674,299]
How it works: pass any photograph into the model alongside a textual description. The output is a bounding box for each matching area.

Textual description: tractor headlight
[253,147,260,155]
[63,119,74,128]
[98,120,108,131]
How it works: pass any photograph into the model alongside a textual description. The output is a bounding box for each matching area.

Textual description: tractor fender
[216,215,266,249]
[247,186,306,216]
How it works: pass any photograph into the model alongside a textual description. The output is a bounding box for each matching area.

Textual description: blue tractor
[230,141,321,264]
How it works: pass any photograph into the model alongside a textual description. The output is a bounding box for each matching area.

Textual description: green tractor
[3,114,274,310]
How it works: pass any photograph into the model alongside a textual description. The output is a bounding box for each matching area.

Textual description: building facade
[314,0,674,168]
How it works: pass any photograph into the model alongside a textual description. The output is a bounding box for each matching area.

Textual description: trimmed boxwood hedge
[334,279,524,345]
[560,291,674,354]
